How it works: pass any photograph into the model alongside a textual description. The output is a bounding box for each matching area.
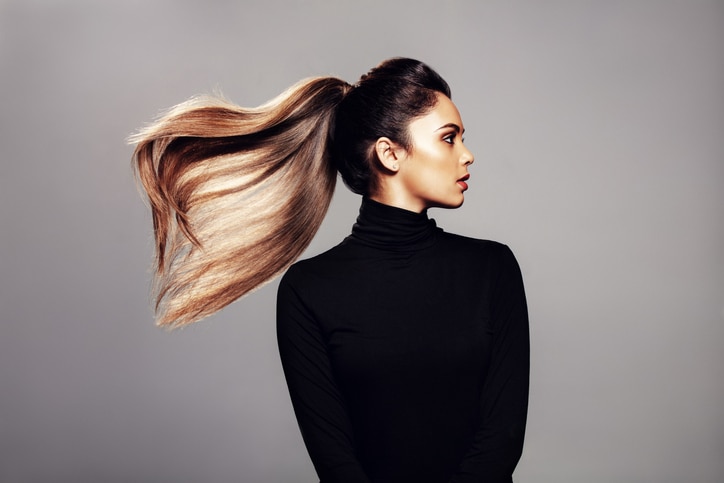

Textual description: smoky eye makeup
[442,132,457,144]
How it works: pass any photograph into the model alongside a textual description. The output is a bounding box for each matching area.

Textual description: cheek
[418,163,454,195]
[402,148,455,196]
[414,161,443,185]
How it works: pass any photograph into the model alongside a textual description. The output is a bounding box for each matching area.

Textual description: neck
[348,197,438,251]
[368,190,426,214]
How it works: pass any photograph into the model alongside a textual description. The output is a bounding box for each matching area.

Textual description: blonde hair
[131,58,451,328]
[131,77,351,328]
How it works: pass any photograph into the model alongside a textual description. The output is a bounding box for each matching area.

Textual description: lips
[457,174,470,191]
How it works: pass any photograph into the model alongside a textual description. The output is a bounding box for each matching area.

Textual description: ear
[374,137,404,172]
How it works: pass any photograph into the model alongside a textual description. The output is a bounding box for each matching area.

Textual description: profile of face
[375,93,474,212]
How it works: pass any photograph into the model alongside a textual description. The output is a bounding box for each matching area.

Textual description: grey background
[1,1,722,482]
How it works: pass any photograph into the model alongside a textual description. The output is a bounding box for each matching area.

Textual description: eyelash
[443,134,465,145]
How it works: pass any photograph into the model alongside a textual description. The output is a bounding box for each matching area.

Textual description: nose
[461,145,474,166]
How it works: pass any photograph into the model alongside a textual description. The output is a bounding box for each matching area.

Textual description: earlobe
[375,137,401,173]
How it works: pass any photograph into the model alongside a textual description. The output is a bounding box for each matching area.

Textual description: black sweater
[277,198,529,483]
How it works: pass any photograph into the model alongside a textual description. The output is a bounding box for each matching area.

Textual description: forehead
[409,93,464,132]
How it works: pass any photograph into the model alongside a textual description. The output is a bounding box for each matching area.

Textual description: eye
[443,133,456,145]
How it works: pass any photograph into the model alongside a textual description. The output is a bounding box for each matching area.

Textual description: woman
[132,58,529,483]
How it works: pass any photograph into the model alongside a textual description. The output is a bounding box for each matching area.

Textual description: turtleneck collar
[348,197,439,251]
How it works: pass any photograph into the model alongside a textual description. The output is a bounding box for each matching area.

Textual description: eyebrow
[435,123,465,134]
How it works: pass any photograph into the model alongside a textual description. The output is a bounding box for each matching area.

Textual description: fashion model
[132,58,529,483]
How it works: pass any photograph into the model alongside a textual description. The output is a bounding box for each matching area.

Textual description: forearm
[277,270,372,483]
[450,245,529,482]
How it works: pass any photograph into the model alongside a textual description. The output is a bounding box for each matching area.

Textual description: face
[395,93,474,212]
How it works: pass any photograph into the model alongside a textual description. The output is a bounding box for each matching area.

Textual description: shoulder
[437,230,517,261]
[438,230,505,250]
[279,238,354,288]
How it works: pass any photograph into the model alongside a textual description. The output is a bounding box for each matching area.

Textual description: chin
[432,197,465,210]
[450,193,466,208]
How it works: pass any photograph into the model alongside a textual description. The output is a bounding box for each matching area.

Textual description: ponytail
[131,77,351,328]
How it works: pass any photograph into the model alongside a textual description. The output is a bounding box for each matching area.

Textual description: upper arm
[276,269,372,483]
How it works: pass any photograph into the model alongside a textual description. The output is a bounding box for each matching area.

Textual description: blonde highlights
[131,78,351,328]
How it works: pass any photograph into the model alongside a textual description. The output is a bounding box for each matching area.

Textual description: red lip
[457,174,470,191]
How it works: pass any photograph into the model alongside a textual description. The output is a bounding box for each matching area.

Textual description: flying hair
[131,78,350,328]
[130,58,451,328]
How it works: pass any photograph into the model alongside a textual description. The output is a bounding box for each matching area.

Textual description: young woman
[132,58,529,483]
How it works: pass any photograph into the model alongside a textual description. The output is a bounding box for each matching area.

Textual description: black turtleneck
[277,198,529,483]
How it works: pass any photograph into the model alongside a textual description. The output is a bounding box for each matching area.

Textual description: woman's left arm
[450,245,530,483]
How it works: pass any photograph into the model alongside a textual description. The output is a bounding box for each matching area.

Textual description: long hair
[131,58,450,328]
[131,78,350,328]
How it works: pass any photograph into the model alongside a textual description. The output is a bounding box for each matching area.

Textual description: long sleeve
[276,267,372,483]
[276,199,529,483]
[449,246,530,483]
